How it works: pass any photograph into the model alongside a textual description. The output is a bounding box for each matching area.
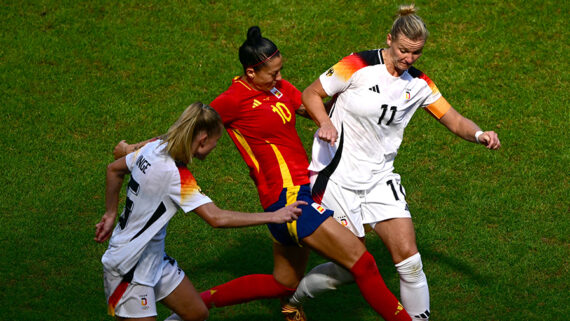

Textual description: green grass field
[1,0,568,320]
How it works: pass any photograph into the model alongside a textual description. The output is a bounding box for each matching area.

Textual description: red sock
[350,251,411,321]
[200,274,295,309]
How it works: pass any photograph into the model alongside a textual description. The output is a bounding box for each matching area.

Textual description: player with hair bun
[287,4,501,320]
[160,26,411,321]
[95,102,306,321]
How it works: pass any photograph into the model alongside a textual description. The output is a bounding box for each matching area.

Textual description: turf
[1,0,568,320]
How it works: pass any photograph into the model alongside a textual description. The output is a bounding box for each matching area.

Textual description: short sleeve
[211,91,239,126]
[425,96,451,119]
[319,53,365,97]
[170,165,213,213]
[125,148,143,172]
[414,71,450,119]
[279,79,302,110]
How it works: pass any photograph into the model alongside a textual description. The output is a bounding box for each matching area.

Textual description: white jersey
[101,140,212,286]
[309,49,451,192]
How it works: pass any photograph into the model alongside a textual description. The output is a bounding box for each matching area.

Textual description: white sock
[396,252,430,320]
[288,261,354,306]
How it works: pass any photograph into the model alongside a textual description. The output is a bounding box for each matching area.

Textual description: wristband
[475,131,484,144]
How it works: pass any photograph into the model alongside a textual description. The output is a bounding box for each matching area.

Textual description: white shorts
[316,173,411,237]
[104,256,185,318]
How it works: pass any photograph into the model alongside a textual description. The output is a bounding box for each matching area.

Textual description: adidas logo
[369,84,380,93]
[414,310,430,319]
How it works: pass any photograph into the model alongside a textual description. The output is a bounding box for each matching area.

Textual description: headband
[248,49,280,68]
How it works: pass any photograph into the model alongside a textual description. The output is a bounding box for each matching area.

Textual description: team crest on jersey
[311,202,326,214]
[140,295,149,310]
[270,87,283,99]
[326,68,334,76]
[405,90,411,100]
[335,214,349,227]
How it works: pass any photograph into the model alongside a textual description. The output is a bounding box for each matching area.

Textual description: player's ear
[386,33,392,47]
[197,132,208,147]
[245,67,256,79]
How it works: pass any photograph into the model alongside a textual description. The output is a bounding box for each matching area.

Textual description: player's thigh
[373,217,418,263]
[302,216,367,270]
[362,173,411,225]
[105,276,158,319]
[320,180,366,237]
[272,242,310,288]
[160,275,208,321]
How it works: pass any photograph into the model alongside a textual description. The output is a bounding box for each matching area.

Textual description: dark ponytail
[239,26,280,71]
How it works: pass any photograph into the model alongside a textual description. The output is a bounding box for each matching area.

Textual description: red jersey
[211,77,310,209]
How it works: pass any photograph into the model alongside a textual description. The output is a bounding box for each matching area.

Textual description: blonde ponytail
[162,102,223,164]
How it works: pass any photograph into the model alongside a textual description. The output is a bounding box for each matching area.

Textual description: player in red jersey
[117,27,411,321]
[195,25,409,321]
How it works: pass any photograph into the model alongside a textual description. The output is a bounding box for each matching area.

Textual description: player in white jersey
[94,102,304,321]
[288,4,501,320]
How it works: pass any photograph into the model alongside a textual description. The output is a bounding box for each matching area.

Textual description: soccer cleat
[281,303,307,321]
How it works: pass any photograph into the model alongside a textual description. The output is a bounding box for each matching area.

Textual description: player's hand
[478,131,501,150]
[272,200,307,223]
[113,140,131,160]
[94,213,116,243]
[318,121,338,146]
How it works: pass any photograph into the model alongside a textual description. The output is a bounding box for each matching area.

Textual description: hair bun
[246,26,262,45]
[398,4,417,16]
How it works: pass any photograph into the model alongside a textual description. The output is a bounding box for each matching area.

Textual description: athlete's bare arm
[438,107,501,150]
[193,201,307,228]
[302,79,337,146]
[296,98,335,120]
[113,138,155,160]
[94,157,130,243]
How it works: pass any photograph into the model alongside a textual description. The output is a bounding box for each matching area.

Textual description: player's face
[194,131,222,160]
[250,55,283,92]
[386,33,425,74]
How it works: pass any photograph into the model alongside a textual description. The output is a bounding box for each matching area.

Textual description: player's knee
[342,237,367,267]
[190,309,209,321]
[350,251,378,277]
[178,305,209,321]
[273,272,302,290]
[395,252,426,284]
[392,244,418,263]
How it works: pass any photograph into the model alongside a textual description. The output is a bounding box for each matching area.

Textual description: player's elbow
[301,87,319,106]
[106,162,117,174]
[202,215,221,228]
[204,214,230,228]
[197,203,229,228]
[208,219,223,228]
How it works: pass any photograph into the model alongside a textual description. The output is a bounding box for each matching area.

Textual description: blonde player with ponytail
[95,102,305,321]
[289,4,501,320]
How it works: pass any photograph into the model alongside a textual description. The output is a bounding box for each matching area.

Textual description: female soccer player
[95,102,305,321]
[123,27,411,321]
[287,4,501,320]
[195,26,411,321]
